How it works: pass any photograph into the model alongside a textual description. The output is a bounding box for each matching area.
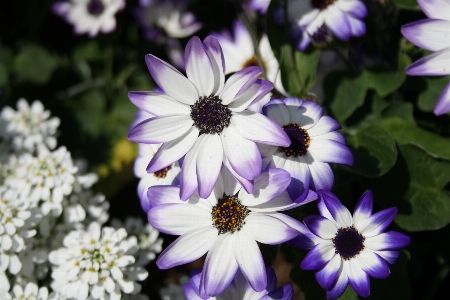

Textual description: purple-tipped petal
[228,79,273,113]
[316,254,341,290]
[284,156,311,203]
[326,262,348,300]
[145,54,198,105]
[146,126,198,173]
[128,91,190,116]
[127,115,193,144]
[406,48,450,76]
[221,126,262,180]
[147,185,181,208]
[348,260,370,297]
[306,157,335,191]
[231,110,290,146]
[358,207,397,237]
[304,215,338,239]
[183,283,203,300]
[263,284,294,300]
[401,19,450,52]
[203,36,226,94]
[295,101,323,128]
[243,214,298,245]
[364,231,411,251]
[376,250,401,264]
[324,6,352,41]
[185,37,214,96]
[249,191,303,212]
[220,67,263,105]
[300,241,336,270]
[352,190,373,228]
[308,139,354,165]
[196,134,223,198]
[263,100,291,126]
[232,230,267,292]
[246,80,274,113]
[434,82,450,116]
[265,266,277,292]
[180,136,202,200]
[356,251,391,279]
[156,226,218,269]
[337,0,367,18]
[347,15,366,37]
[148,204,211,235]
[319,190,353,227]
[306,115,340,135]
[201,234,239,297]
[239,168,291,206]
[223,157,254,194]
[417,0,450,20]
[313,131,347,144]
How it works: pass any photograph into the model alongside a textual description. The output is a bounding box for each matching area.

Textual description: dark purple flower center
[311,0,335,10]
[87,0,105,16]
[278,123,311,157]
[310,25,334,48]
[190,96,232,135]
[211,195,250,234]
[333,226,365,260]
[153,166,171,178]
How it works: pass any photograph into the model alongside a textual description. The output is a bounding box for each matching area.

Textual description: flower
[147,167,316,297]
[135,0,202,41]
[248,0,271,14]
[259,97,353,202]
[279,0,367,50]
[0,99,60,153]
[52,0,125,37]
[183,267,293,300]
[295,190,410,300]
[401,0,450,115]
[7,282,50,300]
[127,35,290,200]
[49,222,148,300]
[213,20,287,97]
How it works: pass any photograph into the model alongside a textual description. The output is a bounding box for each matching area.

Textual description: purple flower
[294,190,410,300]
[248,0,271,14]
[183,266,293,300]
[127,36,290,200]
[147,168,316,298]
[259,97,353,202]
[401,0,450,115]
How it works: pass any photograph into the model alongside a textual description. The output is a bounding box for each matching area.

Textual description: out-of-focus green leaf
[381,102,415,125]
[13,44,58,85]
[381,118,450,160]
[105,89,137,139]
[366,54,411,97]
[326,71,368,122]
[417,76,450,112]
[73,42,102,61]
[392,0,419,8]
[340,286,358,300]
[0,47,13,86]
[346,123,397,178]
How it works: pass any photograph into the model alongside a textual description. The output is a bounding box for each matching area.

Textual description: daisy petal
[231,110,290,146]
[324,6,352,41]
[263,99,291,126]
[156,226,218,269]
[308,139,354,165]
[401,19,450,52]
[180,136,202,200]
[246,80,274,113]
[145,54,198,105]
[183,283,203,300]
[417,0,450,21]
[296,101,323,128]
[356,250,391,279]
[304,215,338,239]
[127,115,193,144]
[376,250,401,264]
[364,231,411,251]
[285,156,311,203]
[353,190,373,228]
[128,91,190,116]
[300,241,336,270]
[315,254,341,290]
[358,207,397,237]
[337,0,367,18]
[249,191,303,212]
[196,134,223,198]
[233,230,267,292]
[228,79,273,113]
[264,285,294,300]
[319,190,353,227]
[223,157,254,194]
[434,82,450,116]
[326,263,349,300]
[221,126,261,180]
[148,204,211,235]
[220,67,262,105]
[347,15,366,37]
[201,234,239,297]
[203,36,226,94]
[243,214,298,245]
[185,37,214,96]
[313,131,346,144]
[306,157,335,191]
[146,126,198,173]
[406,48,450,76]
[348,260,370,297]
[307,115,341,135]
[146,185,181,210]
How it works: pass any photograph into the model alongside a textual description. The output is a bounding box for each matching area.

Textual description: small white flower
[9,281,49,300]
[0,99,60,153]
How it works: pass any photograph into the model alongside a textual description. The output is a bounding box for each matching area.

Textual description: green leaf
[417,76,450,112]
[13,44,58,85]
[381,102,415,125]
[73,42,102,61]
[340,286,358,300]
[346,124,397,178]
[366,54,411,97]
[391,0,419,8]
[326,71,368,123]
[381,118,450,161]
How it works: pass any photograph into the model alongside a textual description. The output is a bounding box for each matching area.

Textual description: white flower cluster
[0,98,161,299]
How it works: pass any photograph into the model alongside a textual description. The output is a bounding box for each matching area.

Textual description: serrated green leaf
[327,71,368,122]
[417,76,450,112]
[346,124,397,178]
[13,44,58,85]
[381,118,450,161]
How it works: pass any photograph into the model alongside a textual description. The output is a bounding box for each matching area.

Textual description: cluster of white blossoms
[0,98,162,299]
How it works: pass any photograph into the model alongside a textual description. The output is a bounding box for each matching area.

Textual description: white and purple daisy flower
[277,0,367,50]
[213,20,288,96]
[183,266,293,300]
[127,35,290,200]
[294,190,410,300]
[401,0,450,115]
[259,97,353,202]
[147,168,316,298]
[248,0,271,14]
[52,0,125,37]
